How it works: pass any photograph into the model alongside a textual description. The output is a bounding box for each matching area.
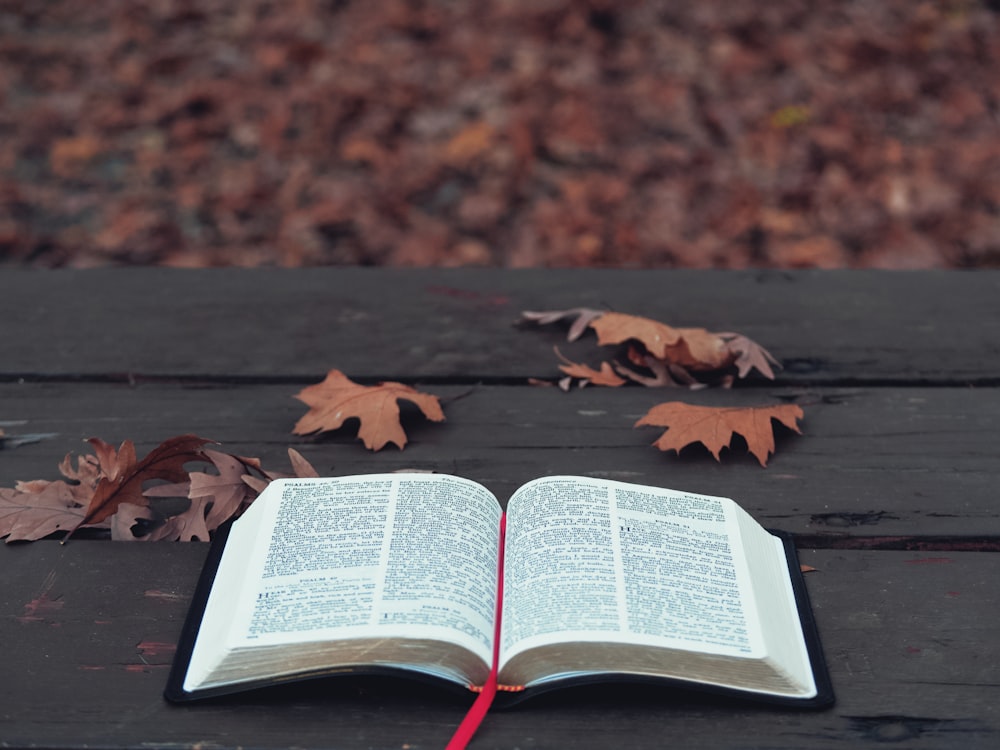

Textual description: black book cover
[165,524,834,709]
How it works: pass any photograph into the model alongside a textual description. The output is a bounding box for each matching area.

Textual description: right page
[498,476,817,700]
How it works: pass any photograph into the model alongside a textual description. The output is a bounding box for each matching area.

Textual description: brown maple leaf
[635,402,803,467]
[293,370,444,450]
[66,435,213,539]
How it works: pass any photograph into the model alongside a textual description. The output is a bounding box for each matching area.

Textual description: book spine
[446,513,507,750]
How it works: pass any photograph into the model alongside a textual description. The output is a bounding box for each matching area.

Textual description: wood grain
[1,269,997,749]
[2,269,998,383]
[1,542,996,749]
[2,383,997,539]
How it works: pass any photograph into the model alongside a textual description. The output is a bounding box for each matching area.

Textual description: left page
[181,474,503,695]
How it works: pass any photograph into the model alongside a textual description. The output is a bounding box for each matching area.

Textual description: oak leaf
[293,370,444,450]
[521,308,779,386]
[520,308,606,342]
[0,450,110,542]
[590,313,731,371]
[635,402,803,467]
[719,333,781,380]
[555,347,626,390]
[0,481,89,542]
[134,448,320,541]
[67,435,213,539]
[2,438,318,542]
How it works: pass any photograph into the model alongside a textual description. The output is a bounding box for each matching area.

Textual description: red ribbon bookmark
[446,514,506,750]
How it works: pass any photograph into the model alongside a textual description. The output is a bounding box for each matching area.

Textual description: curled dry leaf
[519,308,605,342]
[66,435,214,539]
[134,448,321,542]
[635,402,804,467]
[719,333,781,380]
[521,308,780,387]
[614,346,712,389]
[2,438,320,543]
[555,347,626,389]
[0,481,88,542]
[293,369,445,450]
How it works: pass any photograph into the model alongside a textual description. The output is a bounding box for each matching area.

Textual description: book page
[499,476,762,669]
[184,474,502,690]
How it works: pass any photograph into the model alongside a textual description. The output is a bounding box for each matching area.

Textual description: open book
[166,474,832,710]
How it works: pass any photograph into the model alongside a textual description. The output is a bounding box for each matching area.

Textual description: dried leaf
[241,475,270,494]
[287,448,320,478]
[635,402,803,467]
[519,308,606,342]
[293,369,444,450]
[0,482,87,542]
[555,347,626,388]
[3,437,316,542]
[58,452,103,488]
[614,348,706,388]
[109,502,158,542]
[719,333,781,380]
[135,449,319,541]
[147,498,213,542]
[187,450,259,531]
[590,313,732,370]
[67,435,213,538]
[523,308,779,385]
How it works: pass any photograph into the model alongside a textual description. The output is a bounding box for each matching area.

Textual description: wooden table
[2,268,998,749]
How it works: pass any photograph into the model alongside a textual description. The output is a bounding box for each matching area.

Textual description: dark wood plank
[2,382,998,539]
[2,269,998,383]
[1,542,996,749]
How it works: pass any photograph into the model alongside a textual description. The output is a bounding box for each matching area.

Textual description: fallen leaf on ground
[555,347,626,390]
[135,448,320,541]
[519,308,605,342]
[2,438,318,543]
[293,369,445,450]
[635,402,804,466]
[67,435,213,539]
[521,308,779,386]
[719,333,781,380]
[0,481,89,542]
